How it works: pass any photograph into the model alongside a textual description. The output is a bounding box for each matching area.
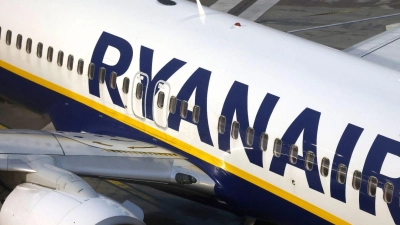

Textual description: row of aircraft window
[3,29,86,75]
[2,28,396,204]
[217,115,395,204]
[162,96,395,204]
[1,29,202,123]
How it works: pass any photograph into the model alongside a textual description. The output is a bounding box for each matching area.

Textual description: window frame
[273,138,282,157]
[192,105,200,123]
[367,176,378,197]
[47,46,53,62]
[259,132,268,151]
[180,100,188,118]
[218,116,226,134]
[289,145,298,164]
[305,151,314,171]
[110,71,117,89]
[122,77,130,94]
[37,42,43,58]
[169,96,177,114]
[383,182,394,203]
[6,30,11,45]
[98,67,106,84]
[157,91,165,109]
[26,38,32,54]
[16,34,22,50]
[320,157,330,177]
[135,82,143,99]
[88,63,95,80]
[231,121,240,140]
[245,127,255,146]
[77,59,84,75]
[337,164,347,184]
[57,50,64,67]
[352,170,362,191]
[67,55,74,71]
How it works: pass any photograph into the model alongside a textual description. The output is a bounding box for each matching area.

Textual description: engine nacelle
[0,183,145,225]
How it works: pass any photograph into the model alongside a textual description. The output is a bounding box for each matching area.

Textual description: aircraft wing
[0,129,215,225]
[344,25,400,72]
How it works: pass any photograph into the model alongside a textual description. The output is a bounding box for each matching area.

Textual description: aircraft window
[260,132,268,151]
[218,116,226,134]
[47,47,53,62]
[337,164,347,184]
[352,170,362,190]
[320,157,330,177]
[26,38,32,54]
[57,51,64,67]
[192,105,200,123]
[169,96,177,114]
[384,182,394,203]
[67,55,74,71]
[135,82,143,99]
[16,34,22,50]
[88,63,95,80]
[231,121,240,139]
[99,67,106,83]
[157,91,165,108]
[110,71,117,89]
[122,77,130,94]
[289,145,298,164]
[6,30,11,45]
[77,59,84,75]
[273,138,282,157]
[305,151,314,171]
[180,100,188,118]
[37,42,43,58]
[368,176,378,197]
[246,127,254,146]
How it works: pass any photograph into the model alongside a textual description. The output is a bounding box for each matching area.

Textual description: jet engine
[0,183,145,225]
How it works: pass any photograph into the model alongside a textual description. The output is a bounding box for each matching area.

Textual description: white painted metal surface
[0,0,399,224]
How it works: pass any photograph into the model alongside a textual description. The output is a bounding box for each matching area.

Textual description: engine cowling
[0,183,145,225]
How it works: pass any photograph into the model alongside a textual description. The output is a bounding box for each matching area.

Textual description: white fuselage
[1,0,400,224]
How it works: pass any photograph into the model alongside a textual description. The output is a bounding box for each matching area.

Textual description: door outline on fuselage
[152,80,171,129]
[131,72,149,119]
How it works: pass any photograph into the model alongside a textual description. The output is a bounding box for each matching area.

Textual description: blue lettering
[360,135,400,224]
[168,68,213,146]
[89,32,133,108]
[331,124,363,203]
[218,81,279,167]
[140,46,186,120]
[269,108,324,193]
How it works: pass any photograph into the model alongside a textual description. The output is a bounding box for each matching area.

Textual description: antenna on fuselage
[196,0,206,24]
[196,0,205,16]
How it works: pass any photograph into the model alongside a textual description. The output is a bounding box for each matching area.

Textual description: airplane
[0,0,400,224]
